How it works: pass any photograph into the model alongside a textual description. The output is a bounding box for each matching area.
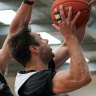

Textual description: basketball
[51,0,91,27]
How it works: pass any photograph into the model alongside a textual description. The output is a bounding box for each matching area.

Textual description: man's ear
[29,45,39,55]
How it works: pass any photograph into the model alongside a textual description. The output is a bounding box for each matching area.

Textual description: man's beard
[39,46,54,65]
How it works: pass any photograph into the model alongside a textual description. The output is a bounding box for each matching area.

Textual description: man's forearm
[76,26,86,45]
[66,35,91,81]
[9,0,34,33]
[53,42,69,69]
[54,25,86,69]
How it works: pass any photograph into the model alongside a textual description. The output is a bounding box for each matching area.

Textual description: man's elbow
[85,76,92,84]
[81,75,92,86]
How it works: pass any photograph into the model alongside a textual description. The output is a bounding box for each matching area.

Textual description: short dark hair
[8,25,39,67]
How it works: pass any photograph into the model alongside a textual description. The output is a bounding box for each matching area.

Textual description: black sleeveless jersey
[0,74,14,96]
[15,59,56,96]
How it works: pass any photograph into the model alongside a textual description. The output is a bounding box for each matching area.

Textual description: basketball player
[0,0,95,95]
[7,0,93,96]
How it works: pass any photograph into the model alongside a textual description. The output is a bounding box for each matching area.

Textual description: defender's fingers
[54,8,61,23]
[60,5,66,22]
[72,11,81,25]
[67,6,72,21]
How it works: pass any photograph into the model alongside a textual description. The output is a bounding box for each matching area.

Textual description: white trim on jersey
[14,71,37,96]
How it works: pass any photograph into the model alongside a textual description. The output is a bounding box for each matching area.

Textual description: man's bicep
[52,71,83,94]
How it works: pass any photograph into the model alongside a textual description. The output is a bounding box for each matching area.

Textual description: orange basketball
[51,0,91,27]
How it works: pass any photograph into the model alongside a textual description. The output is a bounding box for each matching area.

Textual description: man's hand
[52,5,81,40]
[76,0,95,45]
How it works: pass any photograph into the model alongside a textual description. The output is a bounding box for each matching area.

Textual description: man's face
[31,32,54,64]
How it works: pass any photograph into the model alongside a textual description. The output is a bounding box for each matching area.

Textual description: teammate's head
[8,25,53,67]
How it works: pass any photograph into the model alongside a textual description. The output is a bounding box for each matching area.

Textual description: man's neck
[25,60,48,71]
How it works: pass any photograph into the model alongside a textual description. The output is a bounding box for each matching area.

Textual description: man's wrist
[23,0,35,5]
[65,35,77,44]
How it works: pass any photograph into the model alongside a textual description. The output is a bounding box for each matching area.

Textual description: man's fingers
[89,0,96,6]
[52,24,59,31]
[60,5,66,22]
[72,11,81,25]
[67,6,72,22]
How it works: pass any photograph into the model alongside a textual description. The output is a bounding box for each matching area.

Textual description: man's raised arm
[52,5,92,93]
[53,24,86,69]
[0,0,35,75]
[9,0,35,34]
[53,0,96,69]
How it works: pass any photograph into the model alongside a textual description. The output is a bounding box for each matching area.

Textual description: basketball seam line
[52,1,90,11]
